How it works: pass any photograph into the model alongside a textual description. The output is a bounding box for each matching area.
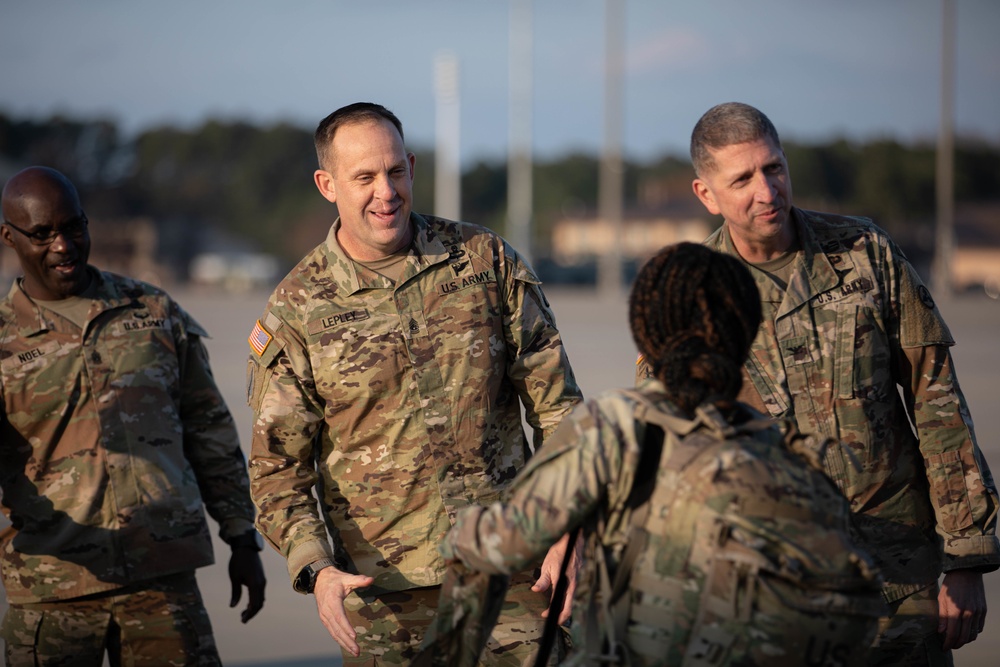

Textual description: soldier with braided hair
[430,242,885,666]
[638,102,1000,665]
[629,240,760,416]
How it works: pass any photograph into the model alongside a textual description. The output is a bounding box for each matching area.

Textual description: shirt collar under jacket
[322,213,452,296]
[710,207,844,319]
[4,268,143,337]
[785,208,841,313]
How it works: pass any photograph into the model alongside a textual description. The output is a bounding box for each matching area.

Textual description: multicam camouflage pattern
[0,270,255,604]
[247,213,582,594]
[698,208,1000,601]
[2,572,220,666]
[440,380,885,665]
[353,574,558,667]
[339,585,444,665]
[413,565,511,667]
[867,585,949,666]
[478,572,566,666]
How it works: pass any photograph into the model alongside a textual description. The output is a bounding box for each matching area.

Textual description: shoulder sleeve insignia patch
[917,285,936,309]
[249,319,273,356]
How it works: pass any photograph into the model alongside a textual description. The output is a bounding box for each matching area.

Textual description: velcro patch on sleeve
[248,319,273,356]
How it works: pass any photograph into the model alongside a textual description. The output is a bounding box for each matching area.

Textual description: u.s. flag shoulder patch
[249,319,273,356]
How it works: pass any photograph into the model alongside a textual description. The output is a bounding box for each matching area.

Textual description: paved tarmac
[2,284,998,666]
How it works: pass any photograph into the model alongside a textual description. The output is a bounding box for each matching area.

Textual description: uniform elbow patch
[924,450,975,533]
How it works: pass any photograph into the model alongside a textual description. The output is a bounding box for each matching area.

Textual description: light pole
[597,0,625,297]
[434,52,461,221]
[507,0,533,263]
[932,0,955,298]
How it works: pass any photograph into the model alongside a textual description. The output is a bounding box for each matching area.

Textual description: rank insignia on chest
[249,319,272,356]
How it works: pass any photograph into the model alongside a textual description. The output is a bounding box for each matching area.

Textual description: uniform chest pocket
[430,275,504,374]
[836,304,890,400]
[779,335,813,367]
[104,321,179,386]
[435,273,501,331]
[309,318,407,406]
[0,340,72,425]
[0,340,62,377]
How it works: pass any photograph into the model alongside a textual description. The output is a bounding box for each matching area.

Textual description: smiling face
[691,136,795,261]
[313,118,416,261]
[1,169,92,300]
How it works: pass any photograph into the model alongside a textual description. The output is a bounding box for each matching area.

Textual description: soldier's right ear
[692,178,721,216]
[314,169,337,204]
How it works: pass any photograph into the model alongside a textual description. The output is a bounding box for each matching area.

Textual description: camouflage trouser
[342,571,562,666]
[868,584,952,667]
[0,571,220,667]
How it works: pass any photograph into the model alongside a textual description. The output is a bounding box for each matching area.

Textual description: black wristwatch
[296,558,336,594]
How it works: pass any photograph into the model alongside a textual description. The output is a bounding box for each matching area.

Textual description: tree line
[2,111,998,273]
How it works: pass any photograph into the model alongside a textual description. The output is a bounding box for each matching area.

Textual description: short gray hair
[690,102,781,176]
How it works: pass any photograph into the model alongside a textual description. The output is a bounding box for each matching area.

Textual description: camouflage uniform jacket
[705,207,1000,601]
[0,270,255,604]
[440,381,882,665]
[247,214,582,593]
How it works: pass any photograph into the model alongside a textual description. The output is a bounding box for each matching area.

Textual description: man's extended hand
[228,548,266,623]
[938,570,987,650]
[531,531,583,625]
[314,566,375,658]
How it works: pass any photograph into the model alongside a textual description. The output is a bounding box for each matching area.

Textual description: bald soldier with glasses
[4,214,89,246]
[0,166,266,666]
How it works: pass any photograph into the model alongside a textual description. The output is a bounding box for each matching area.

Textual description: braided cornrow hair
[629,242,762,416]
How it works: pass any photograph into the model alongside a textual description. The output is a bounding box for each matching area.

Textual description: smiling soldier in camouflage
[0,166,265,666]
[246,102,583,666]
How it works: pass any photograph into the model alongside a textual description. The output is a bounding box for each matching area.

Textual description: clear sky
[2,0,998,163]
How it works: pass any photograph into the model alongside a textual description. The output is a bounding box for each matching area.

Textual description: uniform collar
[706,208,843,318]
[322,213,451,295]
[3,268,137,336]
[778,207,841,316]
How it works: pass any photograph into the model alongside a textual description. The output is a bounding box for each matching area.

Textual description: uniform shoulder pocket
[246,315,286,409]
[246,353,278,411]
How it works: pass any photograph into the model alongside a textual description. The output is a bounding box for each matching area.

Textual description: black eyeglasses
[3,216,89,246]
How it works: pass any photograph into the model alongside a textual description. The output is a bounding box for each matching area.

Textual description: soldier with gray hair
[433,242,886,666]
[246,102,583,665]
[640,102,1000,665]
[0,166,266,666]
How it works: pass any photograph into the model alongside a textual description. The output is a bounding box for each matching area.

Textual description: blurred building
[551,213,712,267]
[543,174,713,285]
[189,251,281,292]
[88,216,166,285]
[952,203,1000,297]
